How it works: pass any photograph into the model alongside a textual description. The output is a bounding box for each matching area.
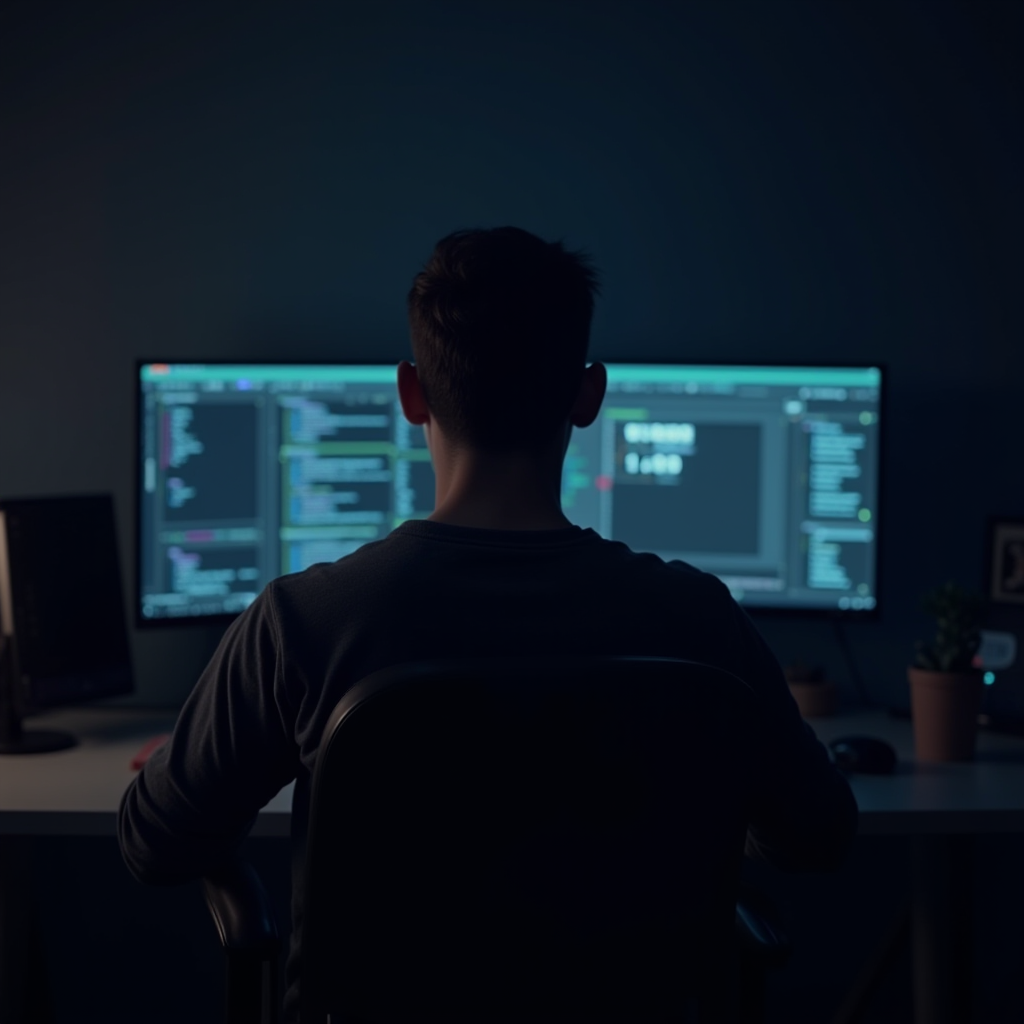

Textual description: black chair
[204,656,793,1023]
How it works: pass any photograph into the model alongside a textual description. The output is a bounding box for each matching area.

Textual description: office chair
[204,656,793,1023]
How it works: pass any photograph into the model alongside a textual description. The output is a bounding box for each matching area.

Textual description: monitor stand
[0,636,77,755]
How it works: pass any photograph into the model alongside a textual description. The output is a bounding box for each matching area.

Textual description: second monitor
[137,362,882,623]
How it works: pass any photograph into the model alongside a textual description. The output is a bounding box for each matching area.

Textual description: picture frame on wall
[988,519,1024,605]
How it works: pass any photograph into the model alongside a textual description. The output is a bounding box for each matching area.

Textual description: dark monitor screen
[136,362,882,624]
[0,494,134,710]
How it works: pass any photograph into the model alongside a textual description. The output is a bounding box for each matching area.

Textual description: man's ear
[570,362,607,429]
[397,360,430,426]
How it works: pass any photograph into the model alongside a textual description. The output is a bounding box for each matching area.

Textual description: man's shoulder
[265,526,732,591]
[263,535,394,606]
[591,535,735,596]
[261,526,739,635]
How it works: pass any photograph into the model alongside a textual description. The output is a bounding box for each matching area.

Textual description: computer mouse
[828,735,897,775]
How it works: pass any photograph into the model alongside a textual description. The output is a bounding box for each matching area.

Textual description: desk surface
[1,706,1023,837]
[0,708,294,837]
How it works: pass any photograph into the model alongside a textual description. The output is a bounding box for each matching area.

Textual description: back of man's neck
[427,505,574,532]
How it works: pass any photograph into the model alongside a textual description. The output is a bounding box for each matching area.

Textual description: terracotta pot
[907,667,984,762]
[788,680,838,718]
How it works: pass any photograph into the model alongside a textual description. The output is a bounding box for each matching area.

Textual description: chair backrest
[299,656,763,1024]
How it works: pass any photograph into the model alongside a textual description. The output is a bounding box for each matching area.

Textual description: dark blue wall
[2,0,1021,707]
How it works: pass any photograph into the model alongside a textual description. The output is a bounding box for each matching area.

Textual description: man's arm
[118,588,300,885]
[713,587,859,872]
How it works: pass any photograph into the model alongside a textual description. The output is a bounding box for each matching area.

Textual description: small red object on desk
[131,734,170,771]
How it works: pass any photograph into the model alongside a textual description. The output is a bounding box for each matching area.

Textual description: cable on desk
[833,617,874,708]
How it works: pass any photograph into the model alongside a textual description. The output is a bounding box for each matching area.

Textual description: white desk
[806,710,1024,835]
[0,707,293,836]
[798,711,1024,1024]
[2,705,1022,837]
[2,705,1023,1024]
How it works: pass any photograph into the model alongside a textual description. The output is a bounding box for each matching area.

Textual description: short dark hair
[407,227,600,452]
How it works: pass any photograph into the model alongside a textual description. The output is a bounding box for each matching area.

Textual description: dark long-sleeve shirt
[118,519,858,1023]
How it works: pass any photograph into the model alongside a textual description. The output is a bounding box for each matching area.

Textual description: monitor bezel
[134,358,886,629]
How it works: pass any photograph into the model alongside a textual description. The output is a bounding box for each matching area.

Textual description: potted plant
[908,581,985,761]
[785,662,838,717]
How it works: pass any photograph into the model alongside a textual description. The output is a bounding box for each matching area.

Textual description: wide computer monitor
[136,361,883,625]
